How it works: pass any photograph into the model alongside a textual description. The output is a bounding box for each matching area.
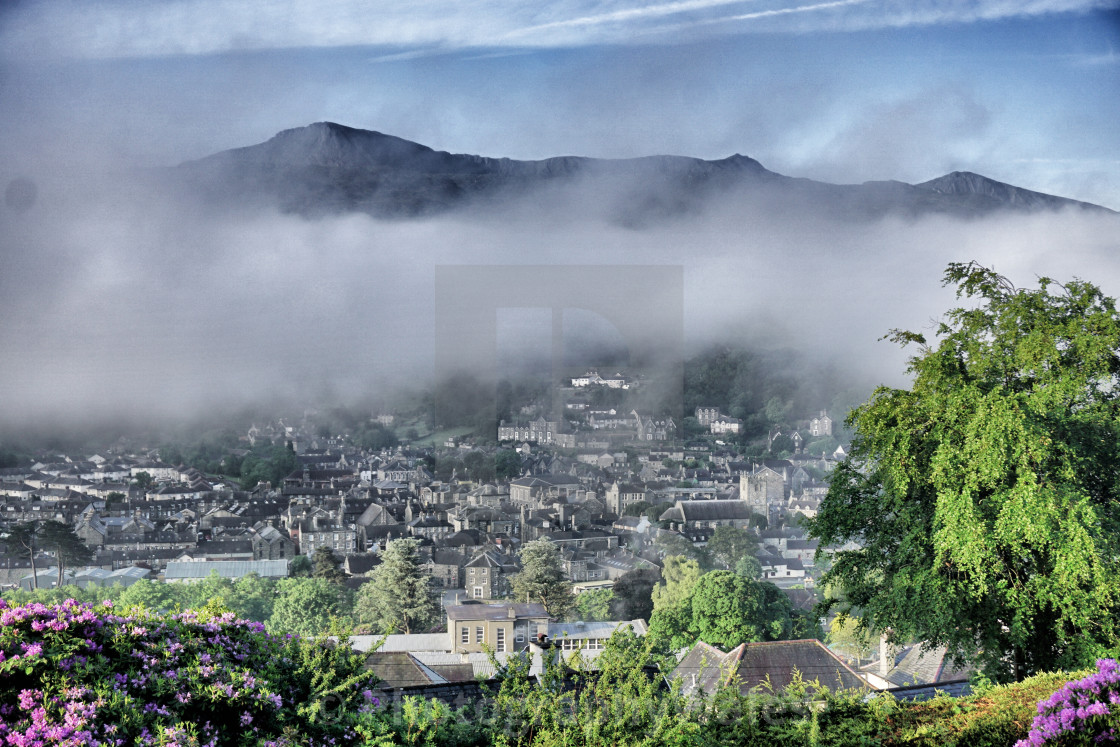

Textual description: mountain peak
[915,171,1107,212]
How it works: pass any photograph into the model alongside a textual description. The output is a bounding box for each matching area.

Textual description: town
[0,357,967,705]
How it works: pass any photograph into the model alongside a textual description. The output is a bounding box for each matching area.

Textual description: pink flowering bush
[1016,659,1120,747]
[0,598,381,746]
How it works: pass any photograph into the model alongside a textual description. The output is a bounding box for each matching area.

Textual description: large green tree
[268,577,353,636]
[647,570,792,651]
[809,262,1120,681]
[510,539,575,619]
[650,556,704,612]
[706,525,758,570]
[355,538,439,634]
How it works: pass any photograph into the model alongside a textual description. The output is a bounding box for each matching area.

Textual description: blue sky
[1,0,1118,207]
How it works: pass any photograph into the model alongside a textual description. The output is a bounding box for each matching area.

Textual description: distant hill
[173,121,1114,221]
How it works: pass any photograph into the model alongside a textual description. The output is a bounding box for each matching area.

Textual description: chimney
[879,632,892,677]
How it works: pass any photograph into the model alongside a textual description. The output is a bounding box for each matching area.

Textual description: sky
[0,1,1118,432]
[1,0,1118,205]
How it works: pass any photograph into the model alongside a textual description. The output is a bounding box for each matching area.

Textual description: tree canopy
[647,570,792,652]
[809,262,1120,681]
[511,539,575,620]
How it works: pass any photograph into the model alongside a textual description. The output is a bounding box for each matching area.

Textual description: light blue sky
[2,0,1118,207]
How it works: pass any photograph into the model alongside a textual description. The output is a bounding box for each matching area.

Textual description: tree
[826,615,876,662]
[38,521,94,588]
[118,578,183,612]
[312,546,347,585]
[231,573,277,622]
[268,577,353,636]
[5,522,39,589]
[809,262,1120,681]
[510,539,575,620]
[647,570,792,651]
[133,471,153,490]
[494,449,522,481]
[734,554,763,580]
[288,554,312,577]
[570,588,613,622]
[652,533,709,567]
[650,556,703,612]
[355,538,439,634]
[706,525,758,570]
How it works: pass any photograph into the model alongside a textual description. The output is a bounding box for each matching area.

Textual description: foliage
[510,540,575,620]
[825,614,876,661]
[312,546,349,585]
[570,589,614,622]
[117,578,182,612]
[268,577,353,637]
[1015,659,1120,746]
[734,554,763,580]
[648,571,793,652]
[288,554,313,577]
[2,597,1105,747]
[239,440,299,489]
[4,522,41,588]
[706,526,759,570]
[355,538,439,635]
[495,449,523,481]
[0,598,380,746]
[36,521,95,588]
[650,556,704,612]
[653,533,711,567]
[810,262,1120,681]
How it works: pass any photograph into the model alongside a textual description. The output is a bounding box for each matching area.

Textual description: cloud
[1,0,1116,60]
[1,159,1117,433]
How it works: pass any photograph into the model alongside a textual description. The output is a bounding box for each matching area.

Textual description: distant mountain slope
[915,171,1104,212]
[173,122,1114,221]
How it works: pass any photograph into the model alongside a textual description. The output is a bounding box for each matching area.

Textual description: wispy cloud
[1,0,1116,60]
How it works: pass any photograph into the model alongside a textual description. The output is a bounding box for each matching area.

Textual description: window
[473,586,484,598]
[461,627,469,645]
[475,626,484,644]
[496,628,506,652]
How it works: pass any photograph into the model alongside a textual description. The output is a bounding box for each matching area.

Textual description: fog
[1,158,1118,436]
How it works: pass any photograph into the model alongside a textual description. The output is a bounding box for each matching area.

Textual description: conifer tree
[355,538,439,634]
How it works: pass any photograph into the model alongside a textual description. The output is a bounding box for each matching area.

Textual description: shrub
[0,598,380,746]
[1016,659,1120,746]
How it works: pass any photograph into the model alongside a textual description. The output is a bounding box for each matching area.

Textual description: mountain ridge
[174,122,1114,221]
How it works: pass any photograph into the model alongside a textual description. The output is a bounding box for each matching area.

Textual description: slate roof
[465,551,504,569]
[446,603,548,622]
[365,652,447,687]
[676,500,756,522]
[884,679,972,701]
[884,644,974,687]
[672,639,869,698]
